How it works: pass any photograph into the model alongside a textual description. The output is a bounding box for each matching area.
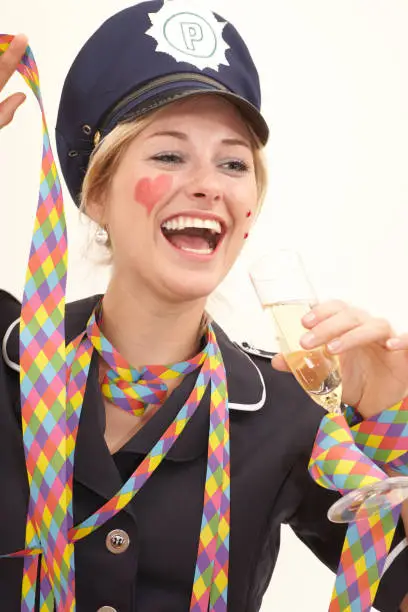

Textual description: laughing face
[91,95,259,303]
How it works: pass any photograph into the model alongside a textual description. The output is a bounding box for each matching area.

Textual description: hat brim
[100,81,269,146]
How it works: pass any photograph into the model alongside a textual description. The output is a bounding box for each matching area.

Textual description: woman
[1,2,408,611]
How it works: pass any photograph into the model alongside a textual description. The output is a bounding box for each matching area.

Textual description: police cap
[56,0,269,206]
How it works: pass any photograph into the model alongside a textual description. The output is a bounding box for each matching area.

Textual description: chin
[158,270,224,304]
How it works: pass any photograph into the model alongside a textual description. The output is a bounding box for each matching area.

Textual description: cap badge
[146,0,230,71]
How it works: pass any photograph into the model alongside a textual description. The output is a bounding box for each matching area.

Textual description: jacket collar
[66,295,267,503]
[2,293,267,502]
[3,293,266,413]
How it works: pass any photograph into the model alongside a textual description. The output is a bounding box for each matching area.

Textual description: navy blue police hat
[56,0,269,206]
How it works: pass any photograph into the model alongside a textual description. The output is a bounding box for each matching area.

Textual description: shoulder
[0,290,21,335]
[238,341,277,361]
[214,322,324,434]
[0,290,22,373]
[212,323,274,412]
[212,322,276,370]
[214,324,327,479]
[0,291,101,372]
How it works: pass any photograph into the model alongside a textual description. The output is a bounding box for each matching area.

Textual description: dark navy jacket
[0,290,407,611]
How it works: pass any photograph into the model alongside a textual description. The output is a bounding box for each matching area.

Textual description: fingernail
[303,312,316,325]
[301,332,315,348]
[386,338,402,349]
[327,339,342,353]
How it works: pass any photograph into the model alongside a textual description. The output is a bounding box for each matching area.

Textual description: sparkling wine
[266,301,342,413]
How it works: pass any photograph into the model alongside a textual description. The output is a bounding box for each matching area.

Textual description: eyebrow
[148,130,188,141]
[148,131,251,149]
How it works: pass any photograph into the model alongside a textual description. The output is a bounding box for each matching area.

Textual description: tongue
[166,233,211,251]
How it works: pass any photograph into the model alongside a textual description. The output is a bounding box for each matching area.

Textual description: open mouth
[161,215,225,255]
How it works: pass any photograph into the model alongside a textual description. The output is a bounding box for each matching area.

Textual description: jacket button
[106,529,130,554]
[97,607,117,612]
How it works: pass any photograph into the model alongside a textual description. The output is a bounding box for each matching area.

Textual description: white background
[2,1,408,610]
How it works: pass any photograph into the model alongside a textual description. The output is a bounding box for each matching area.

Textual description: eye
[220,159,251,173]
[151,152,185,165]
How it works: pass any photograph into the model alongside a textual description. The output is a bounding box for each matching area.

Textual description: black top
[0,289,406,612]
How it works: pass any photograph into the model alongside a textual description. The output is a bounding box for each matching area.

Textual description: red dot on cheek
[134,174,173,215]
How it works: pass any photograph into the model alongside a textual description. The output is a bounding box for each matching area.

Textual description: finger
[0,92,26,128]
[300,307,373,350]
[0,34,28,91]
[386,334,408,351]
[325,318,393,354]
[271,354,290,372]
[301,300,349,329]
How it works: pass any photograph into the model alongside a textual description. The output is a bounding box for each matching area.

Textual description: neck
[100,274,208,367]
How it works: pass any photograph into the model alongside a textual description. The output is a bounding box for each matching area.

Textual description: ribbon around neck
[0,36,230,612]
[87,303,207,415]
[69,316,231,612]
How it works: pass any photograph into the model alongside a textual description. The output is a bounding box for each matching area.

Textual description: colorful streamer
[310,406,407,611]
[0,36,230,612]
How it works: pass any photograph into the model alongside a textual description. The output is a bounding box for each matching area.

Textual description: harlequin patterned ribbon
[191,336,230,611]
[346,398,408,476]
[0,35,230,611]
[64,315,230,612]
[309,412,403,611]
[0,35,71,611]
[87,304,207,415]
[64,313,230,612]
[2,306,231,611]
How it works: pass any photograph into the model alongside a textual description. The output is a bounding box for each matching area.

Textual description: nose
[185,167,222,204]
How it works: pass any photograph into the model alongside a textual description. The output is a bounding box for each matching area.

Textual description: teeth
[161,216,222,234]
[180,246,213,255]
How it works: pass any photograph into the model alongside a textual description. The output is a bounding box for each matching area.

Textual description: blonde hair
[80,96,268,225]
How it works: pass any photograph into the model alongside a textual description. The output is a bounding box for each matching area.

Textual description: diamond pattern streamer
[347,399,408,476]
[330,506,400,612]
[68,310,210,539]
[190,339,230,612]
[87,304,207,414]
[1,36,230,612]
[309,413,402,612]
[0,36,71,611]
[66,320,230,612]
[1,278,230,610]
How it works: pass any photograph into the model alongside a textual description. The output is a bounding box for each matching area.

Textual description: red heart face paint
[134,174,173,215]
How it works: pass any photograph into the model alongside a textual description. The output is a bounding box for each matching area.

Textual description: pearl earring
[95,226,109,246]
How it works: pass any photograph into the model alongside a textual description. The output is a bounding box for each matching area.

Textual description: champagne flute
[250,250,343,413]
[249,249,408,523]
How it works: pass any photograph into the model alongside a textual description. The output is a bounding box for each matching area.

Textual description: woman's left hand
[272,300,408,418]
